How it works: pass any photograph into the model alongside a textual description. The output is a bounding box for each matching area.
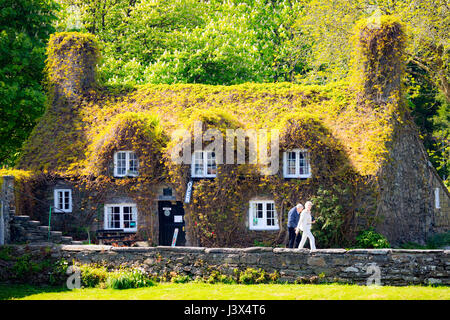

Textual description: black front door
[158,201,186,246]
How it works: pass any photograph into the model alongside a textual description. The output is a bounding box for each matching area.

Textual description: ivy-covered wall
[3,16,449,248]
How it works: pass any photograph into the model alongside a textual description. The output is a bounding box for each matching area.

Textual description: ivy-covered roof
[17,80,400,177]
[16,16,406,178]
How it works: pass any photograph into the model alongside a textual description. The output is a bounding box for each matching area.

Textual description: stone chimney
[351,16,405,105]
[46,32,99,101]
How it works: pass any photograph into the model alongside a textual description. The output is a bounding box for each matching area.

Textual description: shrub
[237,268,279,284]
[355,228,390,248]
[171,274,192,284]
[311,186,353,248]
[399,231,450,249]
[0,246,13,261]
[398,242,427,249]
[426,231,450,249]
[106,269,154,289]
[78,264,109,288]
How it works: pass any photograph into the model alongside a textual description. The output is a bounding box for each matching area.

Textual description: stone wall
[377,121,450,245]
[1,176,15,245]
[2,245,445,286]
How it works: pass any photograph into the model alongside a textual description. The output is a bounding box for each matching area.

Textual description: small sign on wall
[184,180,193,203]
[174,215,183,223]
[171,228,179,247]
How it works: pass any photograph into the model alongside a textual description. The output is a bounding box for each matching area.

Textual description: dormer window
[114,151,138,177]
[283,149,311,178]
[191,150,217,178]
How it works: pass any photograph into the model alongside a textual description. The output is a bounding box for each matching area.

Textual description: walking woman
[296,201,316,250]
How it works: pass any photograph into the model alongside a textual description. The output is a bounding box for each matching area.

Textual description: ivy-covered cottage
[1,16,448,247]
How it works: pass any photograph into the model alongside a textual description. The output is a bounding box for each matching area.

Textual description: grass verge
[0,283,448,300]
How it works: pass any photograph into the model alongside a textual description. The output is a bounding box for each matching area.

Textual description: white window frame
[248,200,279,231]
[114,151,139,177]
[53,189,72,213]
[191,150,217,178]
[104,203,138,232]
[435,188,441,209]
[283,149,311,178]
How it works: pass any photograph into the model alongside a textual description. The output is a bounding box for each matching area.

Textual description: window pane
[257,203,263,218]
[123,206,131,228]
[64,191,70,210]
[58,191,63,209]
[128,152,138,174]
[299,151,310,175]
[116,152,127,175]
[287,152,296,175]
[206,151,217,175]
[113,214,121,228]
[107,207,121,229]
[131,206,137,227]
[193,152,204,176]
[266,202,274,226]
[252,203,258,226]
[123,206,137,229]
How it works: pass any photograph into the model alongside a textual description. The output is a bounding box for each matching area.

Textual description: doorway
[158,201,186,246]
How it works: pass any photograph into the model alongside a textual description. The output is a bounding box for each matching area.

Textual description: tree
[56,0,308,85]
[0,0,59,166]
[295,0,449,101]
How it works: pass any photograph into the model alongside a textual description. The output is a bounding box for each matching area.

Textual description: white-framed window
[104,204,138,232]
[191,150,217,178]
[283,149,311,178]
[248,200,279,230]
[435,188,441,209]
[114,151,139,177]
[54,189,72,213]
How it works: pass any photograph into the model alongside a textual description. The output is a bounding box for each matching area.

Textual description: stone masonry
[27,245,450,286]
[10,215,76,245]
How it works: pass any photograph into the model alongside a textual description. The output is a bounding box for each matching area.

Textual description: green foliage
[355,228,390,249]
[105,269,155,289]
[398,242,428,249]
[0,0,59,166]
[398,231,450,250]
[253,240,273,247]
[407,71,449,189]
[311,186,352,248]
[9,253,68,285]
[56,0,306,86]
[78,264,108,287]
[171,274,192,284]
[426,231,450,249]
[0,246,13,261]
[236,268,279,284]
[206,270,235,284]
[48,258,69,286]
[294,275,320,284]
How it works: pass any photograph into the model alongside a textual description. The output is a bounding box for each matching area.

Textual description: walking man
[296,201,316,250]
[287,203,303,248]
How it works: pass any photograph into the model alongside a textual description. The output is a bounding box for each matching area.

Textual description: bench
[96,229,134,246]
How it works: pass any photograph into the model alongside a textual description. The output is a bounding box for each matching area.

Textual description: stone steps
[11,215,73,245]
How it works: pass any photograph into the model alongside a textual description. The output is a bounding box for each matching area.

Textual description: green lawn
[0,283,448,300]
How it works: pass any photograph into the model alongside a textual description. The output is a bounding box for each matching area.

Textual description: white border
[104,203,138,232]
[53,188,72,213]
